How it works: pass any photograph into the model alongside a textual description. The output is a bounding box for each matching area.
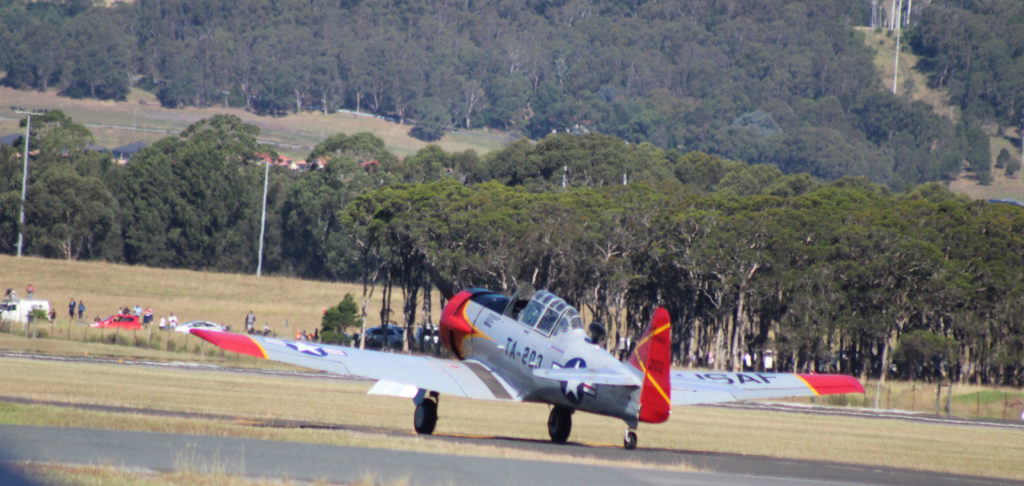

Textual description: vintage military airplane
[191,286,863,449]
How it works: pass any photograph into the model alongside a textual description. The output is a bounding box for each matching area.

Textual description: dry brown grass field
[0,254,439,350]
[3,254,1023,419]
[1,256,1023,481]
[1,357,1023,481]
[948,134,1024,202]
[0,86,512,161]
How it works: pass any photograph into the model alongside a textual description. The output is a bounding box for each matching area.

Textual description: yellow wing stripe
[795,374,821,396]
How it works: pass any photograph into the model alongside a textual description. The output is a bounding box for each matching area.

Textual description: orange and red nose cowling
[439,290,475,358]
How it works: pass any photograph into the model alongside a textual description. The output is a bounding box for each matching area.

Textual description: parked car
[91,313,141,330]
[174,320,227,333]
[364,325,403,349]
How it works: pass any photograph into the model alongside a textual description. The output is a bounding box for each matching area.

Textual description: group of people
[157,312,179,330]
[67,298,85,322]
[4,283,35,303]
[244,311,273,336]
[115,305,156,325]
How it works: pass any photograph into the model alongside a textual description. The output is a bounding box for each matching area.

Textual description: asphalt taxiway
[2,424,1018,486]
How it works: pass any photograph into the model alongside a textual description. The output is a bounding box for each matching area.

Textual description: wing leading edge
[669,371,865,405]
[190,329,517,401]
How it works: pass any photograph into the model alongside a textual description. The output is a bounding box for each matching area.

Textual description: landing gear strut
[414,391,439,435]
[548,406,573,443]
[623,429,638,450]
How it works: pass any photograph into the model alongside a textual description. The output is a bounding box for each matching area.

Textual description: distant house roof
[0,134,22,147]
[112,142,147,160]
[988,199,1024,208]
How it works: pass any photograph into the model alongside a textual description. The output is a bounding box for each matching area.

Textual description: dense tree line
[0,0,985,189]
[349,178,1024,387]
[2,111,1022,385]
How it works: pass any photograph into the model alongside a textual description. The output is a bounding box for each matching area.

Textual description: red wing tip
[798,374,865,395]
[190,329,266,359]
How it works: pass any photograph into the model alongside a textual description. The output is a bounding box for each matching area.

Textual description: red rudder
[628,307,672,423]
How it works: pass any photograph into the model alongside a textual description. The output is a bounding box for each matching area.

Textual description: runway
[0,424,1015,486]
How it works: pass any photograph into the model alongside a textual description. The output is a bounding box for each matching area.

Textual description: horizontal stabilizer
[670,371,864,406]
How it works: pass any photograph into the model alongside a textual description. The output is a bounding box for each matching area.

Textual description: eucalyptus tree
[25,166,120,261]
[120,115,268,271]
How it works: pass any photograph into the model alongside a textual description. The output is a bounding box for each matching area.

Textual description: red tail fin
[628,307,672,423]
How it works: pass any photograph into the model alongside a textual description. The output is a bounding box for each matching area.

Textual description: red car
[91,313,141,330]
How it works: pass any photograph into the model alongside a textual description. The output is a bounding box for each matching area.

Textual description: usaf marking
[692,372,777,385]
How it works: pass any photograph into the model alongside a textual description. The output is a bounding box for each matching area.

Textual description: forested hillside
[0,0,982,189]
[2,0,1023,386]
[908,0,1024,126]
[2,111,1023,386]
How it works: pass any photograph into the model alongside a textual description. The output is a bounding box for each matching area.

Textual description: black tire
[414,399,438,435]
[624,430,638,450]
[547,406,573,443]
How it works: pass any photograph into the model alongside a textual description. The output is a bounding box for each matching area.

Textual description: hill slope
[0,87,512,161]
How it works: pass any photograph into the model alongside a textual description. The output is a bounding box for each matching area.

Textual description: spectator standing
[77,300,85,321]
[68,298,76,320]
[25,284,34,299]
[143,307,154,326]
[168,312,178,328]
[245,311,255,334]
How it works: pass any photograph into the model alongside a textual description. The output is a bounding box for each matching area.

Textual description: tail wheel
[624,430,638,450]
[414,398,438,435]
[547,406,573,443]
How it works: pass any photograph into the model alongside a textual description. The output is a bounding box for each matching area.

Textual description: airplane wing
[532,367,642,387]
[190,330,517,401]
[670,371,864,405]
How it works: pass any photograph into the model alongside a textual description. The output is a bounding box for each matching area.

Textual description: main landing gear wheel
[548,406,573,443]
[414,398,438,435]
[623,430,638,450]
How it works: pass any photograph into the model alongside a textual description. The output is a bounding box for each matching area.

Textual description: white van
[0,299,51,324]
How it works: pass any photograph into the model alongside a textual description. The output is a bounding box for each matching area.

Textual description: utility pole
[14,110,45,258]
[256,160,270,277]
[892,0,903,95]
